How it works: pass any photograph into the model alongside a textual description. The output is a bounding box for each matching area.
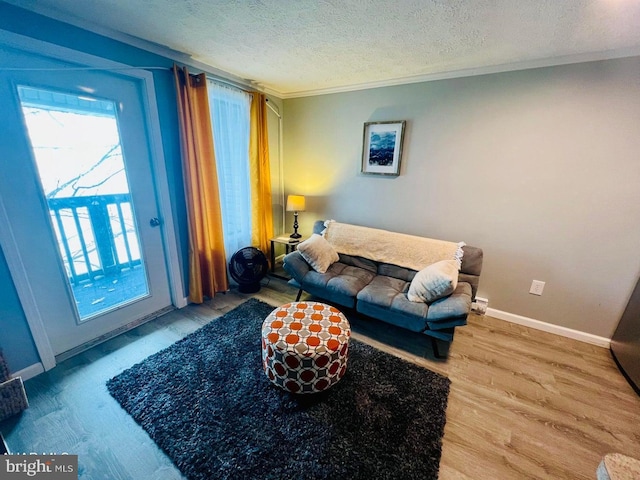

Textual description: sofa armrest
[461,245,483,276]
[282,251,312,283]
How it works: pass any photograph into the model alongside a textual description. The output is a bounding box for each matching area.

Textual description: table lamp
[286,194,306,239]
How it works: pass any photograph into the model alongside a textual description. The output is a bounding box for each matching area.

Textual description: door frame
[0,29,186,373]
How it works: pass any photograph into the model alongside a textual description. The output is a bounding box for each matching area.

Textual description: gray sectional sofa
[282,221,483,358]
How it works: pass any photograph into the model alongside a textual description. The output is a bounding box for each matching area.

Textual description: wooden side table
[269,235,303,279]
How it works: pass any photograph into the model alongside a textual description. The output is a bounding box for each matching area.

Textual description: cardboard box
[0,351,9,383]
[0,377,29,422]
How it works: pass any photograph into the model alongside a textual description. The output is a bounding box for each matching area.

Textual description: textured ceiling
[5,0,640,97]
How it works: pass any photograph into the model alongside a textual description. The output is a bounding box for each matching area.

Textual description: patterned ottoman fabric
[261,301,351,394]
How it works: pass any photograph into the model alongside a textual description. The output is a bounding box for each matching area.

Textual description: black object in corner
[611,276,640,396]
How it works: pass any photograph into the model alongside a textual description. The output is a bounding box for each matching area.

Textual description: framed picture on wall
[361,120,406,176]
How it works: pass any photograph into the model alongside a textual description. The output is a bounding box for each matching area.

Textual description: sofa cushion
[356,275,410,308]
[303,262,376,299]
[407,260,459,303]
[297,233,339,273]
[426,282,472,323]
[356,276,429,332]
[357,279,472,333]
[358,275,428,319]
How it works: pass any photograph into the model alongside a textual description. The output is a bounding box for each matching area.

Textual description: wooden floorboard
[1,277,639,479]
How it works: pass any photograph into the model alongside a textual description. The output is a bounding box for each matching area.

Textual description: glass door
[18,86,150,321]
[0,42,173,358]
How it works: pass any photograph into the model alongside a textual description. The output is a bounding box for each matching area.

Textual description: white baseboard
[178,296,190,308]
[12,362,45,381]
[486,308,611,348]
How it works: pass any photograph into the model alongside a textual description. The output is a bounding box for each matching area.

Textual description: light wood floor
[2,277,639,479]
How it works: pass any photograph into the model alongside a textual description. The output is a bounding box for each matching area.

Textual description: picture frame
[361,120,406,176]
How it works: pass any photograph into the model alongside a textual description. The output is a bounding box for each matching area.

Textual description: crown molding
[278,46,640,99]
[9,2,640,100]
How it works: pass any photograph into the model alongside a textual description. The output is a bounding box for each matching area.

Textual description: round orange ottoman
[261,301,351,394]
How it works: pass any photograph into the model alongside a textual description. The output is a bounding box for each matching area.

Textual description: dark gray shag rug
[107,298,451,480]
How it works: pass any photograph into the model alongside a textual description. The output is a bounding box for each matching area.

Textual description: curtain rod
[265,98,281,118]
[172,65,255,93]
[1,65,259,96]
[205,75,250,91]
[0,65,252,93]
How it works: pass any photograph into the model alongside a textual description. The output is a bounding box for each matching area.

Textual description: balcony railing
[47,193,142,285]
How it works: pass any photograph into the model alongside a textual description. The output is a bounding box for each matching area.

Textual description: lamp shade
[286,194,306,212]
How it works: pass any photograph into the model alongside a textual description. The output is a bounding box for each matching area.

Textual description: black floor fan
[229,247,269,293]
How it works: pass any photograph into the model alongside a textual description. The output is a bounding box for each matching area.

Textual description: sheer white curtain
[207,80,252,260]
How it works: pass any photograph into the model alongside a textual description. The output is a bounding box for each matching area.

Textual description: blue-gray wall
[0,245,39,372]
[0,3,189,373]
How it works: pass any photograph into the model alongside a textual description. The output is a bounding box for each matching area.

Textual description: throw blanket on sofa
[323,221,465,271]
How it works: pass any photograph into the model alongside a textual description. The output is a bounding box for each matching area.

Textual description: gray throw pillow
[407,260,459,303]
[297,234,339,273]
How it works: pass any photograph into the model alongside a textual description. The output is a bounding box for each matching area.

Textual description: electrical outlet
[529,280,545,296]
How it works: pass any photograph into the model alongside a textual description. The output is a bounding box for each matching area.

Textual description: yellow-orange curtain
[249,92,274,257]
[173,64,228,303]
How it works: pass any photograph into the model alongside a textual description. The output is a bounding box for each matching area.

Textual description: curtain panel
[207,81,252,259]
[249,91,274,257]
[172,64,228,303]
